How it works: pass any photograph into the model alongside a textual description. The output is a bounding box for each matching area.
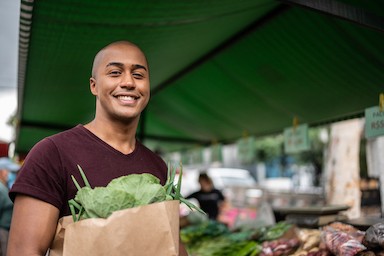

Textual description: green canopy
[15,0,384,154]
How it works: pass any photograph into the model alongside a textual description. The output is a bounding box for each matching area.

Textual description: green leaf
[107,173,168,206]
[75,187,136,218]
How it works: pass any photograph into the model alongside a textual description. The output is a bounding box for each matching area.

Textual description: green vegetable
[258,221,292,241]
[108,173,172,205]
[69,163,204,222]
[181,220,230,244]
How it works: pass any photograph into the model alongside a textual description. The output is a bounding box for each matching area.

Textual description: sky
[0,0,20,143]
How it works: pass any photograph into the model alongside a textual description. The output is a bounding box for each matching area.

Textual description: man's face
[90,43,150,123]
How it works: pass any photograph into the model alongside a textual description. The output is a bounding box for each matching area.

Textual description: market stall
[9,1,384,255]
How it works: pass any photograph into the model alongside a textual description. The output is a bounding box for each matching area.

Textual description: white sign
[365,106,384,139]
[284,124,310,154]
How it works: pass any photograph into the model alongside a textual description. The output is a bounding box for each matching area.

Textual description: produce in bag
[49,164,204,256]
[69,164,204,221]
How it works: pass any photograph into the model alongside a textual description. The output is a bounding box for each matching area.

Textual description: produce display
[181,220,384,256]
[363,223,384,250]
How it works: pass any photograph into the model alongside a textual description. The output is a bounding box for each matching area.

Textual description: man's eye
[109,70,121,76]
[133,73,144,79]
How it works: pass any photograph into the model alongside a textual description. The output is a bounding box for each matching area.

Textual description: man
[0,157,20,256]
[8,41,188,255]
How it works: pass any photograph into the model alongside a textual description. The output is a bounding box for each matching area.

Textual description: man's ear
[90,77,97,96]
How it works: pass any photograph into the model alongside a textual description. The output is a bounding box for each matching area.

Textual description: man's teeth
[118,95,136,100]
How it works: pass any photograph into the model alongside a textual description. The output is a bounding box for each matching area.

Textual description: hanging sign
[283,124,310,154]
[188,147,203,165]
[210,143,223,163]
[365,106,384,139]
[237,136,255,165]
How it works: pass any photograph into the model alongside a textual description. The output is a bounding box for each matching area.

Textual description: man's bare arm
[7,195,59,256]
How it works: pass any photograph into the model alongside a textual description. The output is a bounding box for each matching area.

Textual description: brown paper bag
[49,200,179,256]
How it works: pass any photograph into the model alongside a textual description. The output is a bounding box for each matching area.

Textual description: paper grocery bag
[49,215,73,256]
[49,200,179,256]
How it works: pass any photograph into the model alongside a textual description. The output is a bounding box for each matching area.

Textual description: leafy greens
[69,164,204,222]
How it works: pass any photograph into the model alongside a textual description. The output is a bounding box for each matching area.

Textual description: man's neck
[84,119,138,154]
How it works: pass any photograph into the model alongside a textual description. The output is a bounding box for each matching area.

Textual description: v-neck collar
[76,124,139,157]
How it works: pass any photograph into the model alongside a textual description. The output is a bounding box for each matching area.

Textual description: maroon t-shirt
[10,125,167,217]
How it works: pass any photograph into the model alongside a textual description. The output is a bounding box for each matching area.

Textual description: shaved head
[91,41,148,78]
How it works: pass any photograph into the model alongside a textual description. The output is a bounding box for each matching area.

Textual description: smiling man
[7,41,188,256]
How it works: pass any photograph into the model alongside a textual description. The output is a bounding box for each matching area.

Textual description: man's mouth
[116,95,138,101]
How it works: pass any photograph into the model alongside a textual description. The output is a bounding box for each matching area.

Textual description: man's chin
[112,113,141,124]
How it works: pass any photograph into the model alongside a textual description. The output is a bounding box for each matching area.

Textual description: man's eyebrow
[132,64,147,71]
[106,62,124,68]
[105,62,147,71]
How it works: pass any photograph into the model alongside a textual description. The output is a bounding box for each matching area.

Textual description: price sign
[365,106,384,139]
[283,124,310,154]
[210,143,223,163]
[189,147,203,164]
[237,136,255,164]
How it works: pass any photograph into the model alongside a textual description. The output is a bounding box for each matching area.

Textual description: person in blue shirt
[0,157,20,256]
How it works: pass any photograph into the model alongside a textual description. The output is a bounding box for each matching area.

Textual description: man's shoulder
[40,125,87,146]
[29,125,85,152]
[47,125,84,140]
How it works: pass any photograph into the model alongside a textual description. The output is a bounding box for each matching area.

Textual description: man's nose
[120,74,135,88]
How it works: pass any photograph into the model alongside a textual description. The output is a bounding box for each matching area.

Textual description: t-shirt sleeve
[185,192,198,200]
[9,138,66,211]
[217,190,225,201]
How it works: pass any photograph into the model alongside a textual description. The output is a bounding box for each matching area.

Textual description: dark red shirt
[10,125,167,217]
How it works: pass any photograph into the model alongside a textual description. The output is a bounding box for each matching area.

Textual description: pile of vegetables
[68,164,204,221]
[181,220,384,256]
[181,220,293,256]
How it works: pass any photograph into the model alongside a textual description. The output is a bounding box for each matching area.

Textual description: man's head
[90,41,150,124]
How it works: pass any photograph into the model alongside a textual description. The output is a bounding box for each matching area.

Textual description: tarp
[15,0,384,153]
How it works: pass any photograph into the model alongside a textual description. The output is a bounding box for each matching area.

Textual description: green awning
[15,0,384,153]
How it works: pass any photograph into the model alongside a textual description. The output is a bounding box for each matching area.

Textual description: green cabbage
[69,164,204,222]
[108,173,171,206]
[75,186,136,218]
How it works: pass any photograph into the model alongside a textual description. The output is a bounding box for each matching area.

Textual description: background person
[7,41,188,256]
[0,157,20,256]
[186,172,225,220]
